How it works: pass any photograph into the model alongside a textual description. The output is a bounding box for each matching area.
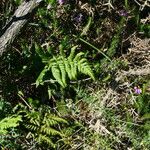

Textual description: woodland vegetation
[0,0,150,149]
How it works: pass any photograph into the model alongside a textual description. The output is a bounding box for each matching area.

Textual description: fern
[0,115,22,134]
[36,65,49,87]
[36,46,95,87]
[59,62,67,86]
[15,104,68,148]
[37,134,55,148]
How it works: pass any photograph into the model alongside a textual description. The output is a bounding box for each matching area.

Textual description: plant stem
[79,38,111,62]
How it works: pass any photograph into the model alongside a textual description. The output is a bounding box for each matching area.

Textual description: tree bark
[0,0,42,57]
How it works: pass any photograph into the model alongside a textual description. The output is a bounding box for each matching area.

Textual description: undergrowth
[0,0,150,149]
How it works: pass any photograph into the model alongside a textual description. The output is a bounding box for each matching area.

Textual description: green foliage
[36,45,95,88]
[139,24,150,37]
[13,0,22,5]
[0,98,12,120]
[134,83,150,132]
[0,99,22,146]
[15,103,68,148]
[135,83,150,114]
[1,0,150,149]
[106,17,126,58]
[0,115,22,134]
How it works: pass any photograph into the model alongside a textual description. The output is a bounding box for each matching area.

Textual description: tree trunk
[0,0,42,57]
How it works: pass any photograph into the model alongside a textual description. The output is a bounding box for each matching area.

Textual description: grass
[0,0,150,149]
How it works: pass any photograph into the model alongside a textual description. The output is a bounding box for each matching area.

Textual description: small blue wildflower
[58,0,65,5]
[134,86,142,94]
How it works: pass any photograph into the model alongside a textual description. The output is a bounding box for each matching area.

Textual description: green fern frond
[72,60,77,79]
[48,58,55,69]
[77,59,85,72]
[25,124,39,131]
[30,119,40,126]
[43,113,68,126]
[25,111,40,120]
[59,44,65,57]
[48,115,68,124]
[73,52,85,62]
[0,115,22,134]
[40,125,62,136]
[80,62,95,80]
[58,61,67,87]
[44,119,59,127]
[17,104,68,148]
[36,66,49,87]
[36,46,95,87]
[64,58,72,80]
[77,58,88,71]
[43,114,61,126]
[68,45,78,61]
[37,134,56,148]
[51,63,65,87]
[70,61,76,80]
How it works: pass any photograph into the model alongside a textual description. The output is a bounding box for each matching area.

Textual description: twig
[103,0,114,10]
[18,93,32,109]
[70,78,91,83]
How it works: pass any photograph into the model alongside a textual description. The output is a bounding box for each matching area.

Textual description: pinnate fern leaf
[40,125,62,136]
[51,63,65,87]
[36,46,95,87]
[64,58,72,80]
[0,115,22,134]
[68,45,78,61]
[58,61,67,87]
[37,134,56,148]
[36,66,49,87]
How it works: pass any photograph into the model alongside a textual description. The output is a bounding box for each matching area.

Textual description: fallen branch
[0,0,43,57]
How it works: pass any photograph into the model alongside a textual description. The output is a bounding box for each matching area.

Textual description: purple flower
[134,86,142,94]
[119,10,128,17]
[74,13,83,23]
[58,0,65,5]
